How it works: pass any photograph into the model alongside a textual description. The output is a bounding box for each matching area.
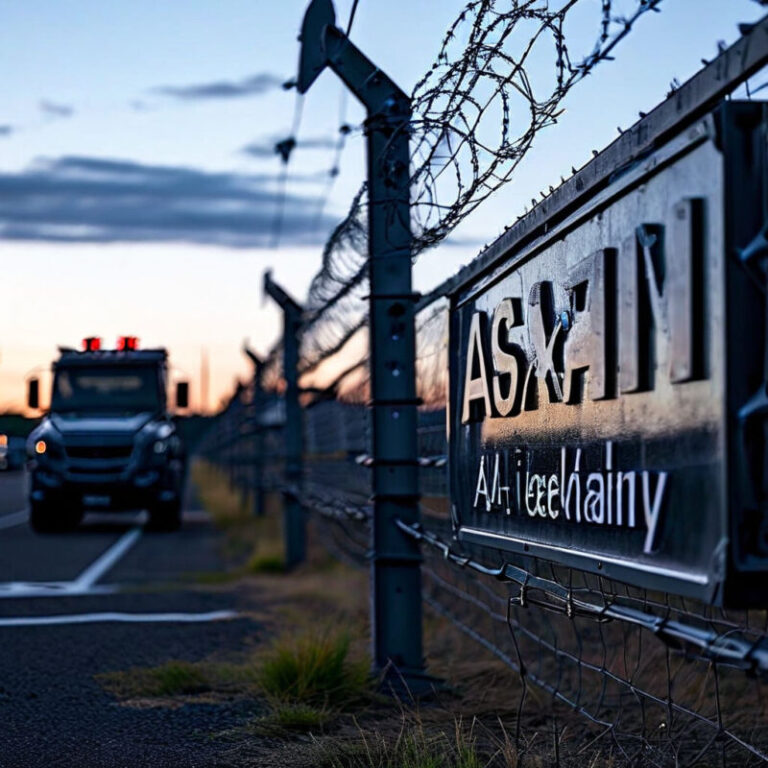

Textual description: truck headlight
[28,436,63,460]
[153,439,168,454]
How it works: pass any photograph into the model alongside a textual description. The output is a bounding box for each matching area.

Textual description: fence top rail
[417,12,768,308]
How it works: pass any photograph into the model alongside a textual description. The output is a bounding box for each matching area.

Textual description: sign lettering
[461,200,705,424]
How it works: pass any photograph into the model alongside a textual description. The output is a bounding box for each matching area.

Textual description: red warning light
[82,337,101,352]
[117,336,139,351]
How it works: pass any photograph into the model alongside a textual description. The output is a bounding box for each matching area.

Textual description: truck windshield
[51,366,162,413]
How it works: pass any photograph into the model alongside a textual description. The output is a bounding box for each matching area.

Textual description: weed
[190,459,285,574]
[311,719,508,768]
[246,553,285,574]
[98,657,262,700]
[190,460,251,528]
[97,631,368,715]
[251,702,333,735]
[258,630,370,709]
[98,660,210,698]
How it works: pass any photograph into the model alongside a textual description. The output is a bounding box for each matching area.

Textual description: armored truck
[26,337,189,532]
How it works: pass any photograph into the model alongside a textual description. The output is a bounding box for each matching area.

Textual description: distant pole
[200,347,210,415]
[243,343,265,517]
[263,270,306,567]
[297,0,424,688]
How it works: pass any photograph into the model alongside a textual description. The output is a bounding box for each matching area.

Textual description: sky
[0,0,765,412]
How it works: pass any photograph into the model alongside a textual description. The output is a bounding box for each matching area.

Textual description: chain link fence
[199,289,768,766]
[197,9,768,766]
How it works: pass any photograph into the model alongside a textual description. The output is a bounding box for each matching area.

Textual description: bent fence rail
[197,15,768,767]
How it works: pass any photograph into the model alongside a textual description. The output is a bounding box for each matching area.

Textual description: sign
[449,103,768,606]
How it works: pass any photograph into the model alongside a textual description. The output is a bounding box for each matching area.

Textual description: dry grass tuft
[258,630,371,709]
[307,716,520,768]
[96,659,243,699]
[190,459,285,574]
[250,702,334,735]
[181,463,559,764]
[191,460,253,529]
[97,656,266,700]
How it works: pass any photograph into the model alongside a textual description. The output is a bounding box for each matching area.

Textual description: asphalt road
[0,470,259,768]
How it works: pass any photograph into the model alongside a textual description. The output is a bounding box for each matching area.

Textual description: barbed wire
[409,0,665,247]
[297,0,667,375]
[210,7,768,763]
[269,93,305,249]
[309,0,365,242]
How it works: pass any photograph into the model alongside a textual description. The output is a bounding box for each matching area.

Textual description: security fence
[199,307,768,766]
[197,7,768,766]
[199,300,768,766]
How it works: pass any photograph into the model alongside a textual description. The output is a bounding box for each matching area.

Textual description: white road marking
[0,610,237,627]
[0,510,29,530]
[71,526,142,592]
[0,524,143,599]
[0,507,213,601]
[0,583,115,598]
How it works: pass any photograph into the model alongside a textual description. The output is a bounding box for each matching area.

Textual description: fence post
[263,270,306,567]
[243,343,265,517]
[297,0,425,688]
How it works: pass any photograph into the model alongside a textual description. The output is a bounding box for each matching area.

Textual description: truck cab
[26,337,189,533]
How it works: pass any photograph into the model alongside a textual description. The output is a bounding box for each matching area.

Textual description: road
[0,470,259,768]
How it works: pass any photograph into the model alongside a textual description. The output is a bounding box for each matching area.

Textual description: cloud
[0,156,336,247]
[0,125,13,137]
[241,135,338,159]
[39,100,75,119]
[152,72,283,101]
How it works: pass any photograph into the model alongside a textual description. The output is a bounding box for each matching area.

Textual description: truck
[25,337,189,533]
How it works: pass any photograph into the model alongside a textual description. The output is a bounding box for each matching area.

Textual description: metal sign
[449,103,768,606]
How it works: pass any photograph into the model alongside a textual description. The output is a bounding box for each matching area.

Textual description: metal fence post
[263,270,306,568]
[297,0,425,688]
[243,344,265,516]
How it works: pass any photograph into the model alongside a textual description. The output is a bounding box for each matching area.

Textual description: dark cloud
[0,125,13,137]
[152,73,282,101]
[0,156,336,247]
[39,100,75,119]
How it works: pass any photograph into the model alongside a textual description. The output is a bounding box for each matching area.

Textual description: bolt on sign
[448,103,768,606]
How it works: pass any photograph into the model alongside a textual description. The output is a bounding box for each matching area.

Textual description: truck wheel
[147,501,182,532]
[30,503,81,533]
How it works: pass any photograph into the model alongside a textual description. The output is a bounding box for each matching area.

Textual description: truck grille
[65,445,133,460]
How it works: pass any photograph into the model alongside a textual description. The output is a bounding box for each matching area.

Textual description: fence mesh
[198,8,768,766]
[200,284,768,765]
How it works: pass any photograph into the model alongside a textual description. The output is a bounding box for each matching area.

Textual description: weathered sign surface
[449,103,768,605]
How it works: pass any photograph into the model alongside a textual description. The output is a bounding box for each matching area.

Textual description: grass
[249,702,334,735]
[97,657,263,700]
[245,553,286,574]
[191,460,253,529]
[180,460,555,764]
[98,660,214,698]
[258,630,371,709]
[98,629,370,737]
[310,718,519,768]
[190,459,286,575]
